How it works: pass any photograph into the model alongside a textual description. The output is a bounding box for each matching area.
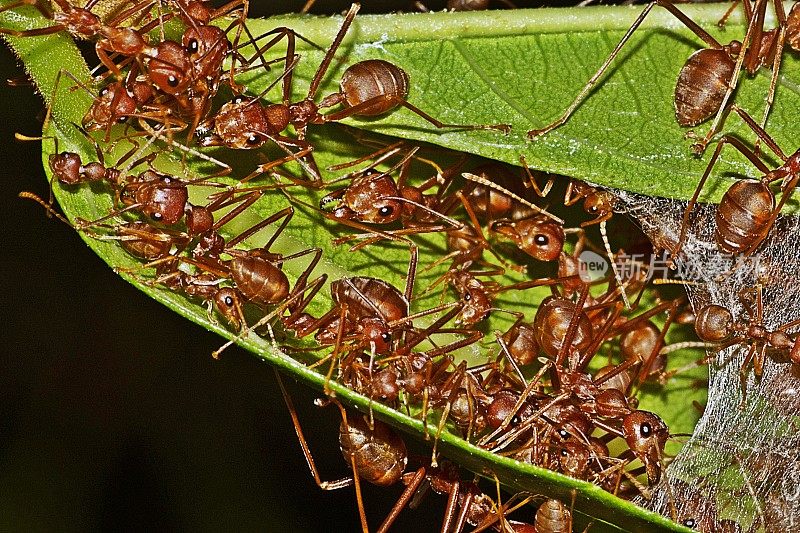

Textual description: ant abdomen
[534,498,572,533]
[339,415,407,487]
[533,297,593,358]
[694,304,733,342]
[339,59,409,117]
[230,254,290,306]
[675,47,737,127]
[117,222,174,260]
[715,180,775,253]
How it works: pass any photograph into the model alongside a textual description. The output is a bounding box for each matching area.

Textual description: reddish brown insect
[47,133,226,230]
[198,4,510,182]
[277,373,481,533]
[692,294,800,391]
[674,104,800,260]
[527,0,788,155]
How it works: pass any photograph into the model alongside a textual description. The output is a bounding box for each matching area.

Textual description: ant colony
[10,0,800,532]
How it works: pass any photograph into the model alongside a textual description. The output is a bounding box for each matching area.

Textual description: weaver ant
[277,372,510,533]
[674,104,800,260]
[691,292,800,394]
[527,0,791,156]
[198,3,510,183]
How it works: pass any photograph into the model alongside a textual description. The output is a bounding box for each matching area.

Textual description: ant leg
[600,218,631,309]
[227,205,292,248]
[717,0,743,28]
[306,3,360,100]
[519,155,554,197]
[274,369,354,490]
[462,171,563,223]
[531,0,727,139]
[729,104,788,162]
[374,467,427,533]
[321,94,511,133]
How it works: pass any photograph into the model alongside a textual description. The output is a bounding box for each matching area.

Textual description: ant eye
[378,206,393,217]
[233,95,246,104]
[534,234,549,245]
[246,134,261,146]
[167,75,179,87]
[152,212,162,221]
[224,296,234,306]
[188,39,199,53]
[464,293,471,301]
[558,428,570,439]
[381,332,391,342]
[640,422,652,437]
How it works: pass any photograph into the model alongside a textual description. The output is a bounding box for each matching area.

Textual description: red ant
[197,3,510,183]
[527,0,792,156]
[674,104,800,261]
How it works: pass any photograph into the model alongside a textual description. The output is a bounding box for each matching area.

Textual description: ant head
[584,191,614,217]
[485,390,524,430]
[83,83,136,130]
[622,410,669,484]
[343,172,403,224]
[556,440,591,479]
[360,317,393,354]
[492,216,565,262]
[49,152,82,185]
[184,26,229,78]
[551,406,593,442]
[456,284,491,326]
[139,180,190,225]
[204,100,274,149]
[213,287,244,331]
[148,41,191,95]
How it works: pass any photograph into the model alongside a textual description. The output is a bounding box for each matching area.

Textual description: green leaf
[0,3,726,531]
